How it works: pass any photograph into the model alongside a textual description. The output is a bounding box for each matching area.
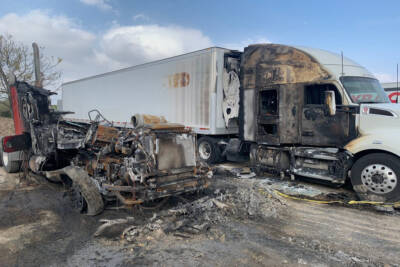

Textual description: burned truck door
[301,83,354,147]
[257,88,279,144]
[257,84,302,145]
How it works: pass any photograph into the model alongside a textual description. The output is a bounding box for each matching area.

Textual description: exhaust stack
[32,42,42,88]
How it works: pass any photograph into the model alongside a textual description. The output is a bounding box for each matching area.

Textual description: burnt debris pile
[95,177,287,242]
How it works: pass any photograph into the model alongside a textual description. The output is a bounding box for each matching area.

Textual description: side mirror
[325,90,336,116]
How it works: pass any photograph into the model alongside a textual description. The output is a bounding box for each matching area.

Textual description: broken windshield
[340,76,390,104]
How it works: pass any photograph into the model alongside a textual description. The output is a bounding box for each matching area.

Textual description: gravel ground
[1,169,400,266]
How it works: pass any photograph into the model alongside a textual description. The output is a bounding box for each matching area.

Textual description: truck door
[301,84,355,147]
[257,88,280,145]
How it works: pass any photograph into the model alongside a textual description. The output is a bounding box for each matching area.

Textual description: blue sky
[0,0,399,84]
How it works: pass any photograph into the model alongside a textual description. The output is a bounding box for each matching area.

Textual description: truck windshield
[340,76,390,104]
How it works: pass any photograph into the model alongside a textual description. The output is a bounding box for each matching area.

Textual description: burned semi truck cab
[2,80,86,172]
[2,78,211,215]
[241,44,400,202]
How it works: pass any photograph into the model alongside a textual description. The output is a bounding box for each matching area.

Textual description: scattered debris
[259,178,324,198]
[94,217,136,237]
[214,163,256,179]
[211,199,230,209]
[115,177,287,244]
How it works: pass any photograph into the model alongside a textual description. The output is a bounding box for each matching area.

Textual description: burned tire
[70,183,88,213]
[351,153,400,202]
[63,166,104,216]
[198,136,221,164]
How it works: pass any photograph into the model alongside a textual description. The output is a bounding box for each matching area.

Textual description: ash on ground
[95,176,287,244]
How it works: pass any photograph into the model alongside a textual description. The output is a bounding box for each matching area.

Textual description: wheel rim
[2,152,8,167]
[361,164,397,194]
[199,141,212,160]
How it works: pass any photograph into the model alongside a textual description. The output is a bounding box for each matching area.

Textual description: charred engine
[75,121,211,204]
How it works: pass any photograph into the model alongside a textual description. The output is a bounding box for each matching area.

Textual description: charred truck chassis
[241,44,357,186]
[4,81,210,215]
[250,146,353,184]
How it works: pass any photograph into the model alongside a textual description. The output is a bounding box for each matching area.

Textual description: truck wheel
[68,179,104,216]
[63,166,104,216]
[351,153,400,202]
[198,136,221,164]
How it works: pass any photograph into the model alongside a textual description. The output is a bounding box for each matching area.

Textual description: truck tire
[63,166,104,216]
[197,136,221,164]
[351,153,400,202]
[0,138,21,173]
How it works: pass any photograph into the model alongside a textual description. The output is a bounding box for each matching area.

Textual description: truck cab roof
[294,46,375,80]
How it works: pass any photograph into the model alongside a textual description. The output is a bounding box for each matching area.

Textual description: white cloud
[79,0,112,10]
[221,37,271,51]
[0,10,98,85]
[0,9,277,103]
[96,24,212,68]
[133,14,150,21]
[374,73,396,83]
[0,10,213,88]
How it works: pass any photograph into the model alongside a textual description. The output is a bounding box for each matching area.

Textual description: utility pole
[397,63,399,103]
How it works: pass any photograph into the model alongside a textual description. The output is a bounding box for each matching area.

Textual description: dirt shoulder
[0,169,399,266]
[0,116,14,136]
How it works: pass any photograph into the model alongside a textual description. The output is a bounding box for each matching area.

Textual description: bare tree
[0,34,62,112]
